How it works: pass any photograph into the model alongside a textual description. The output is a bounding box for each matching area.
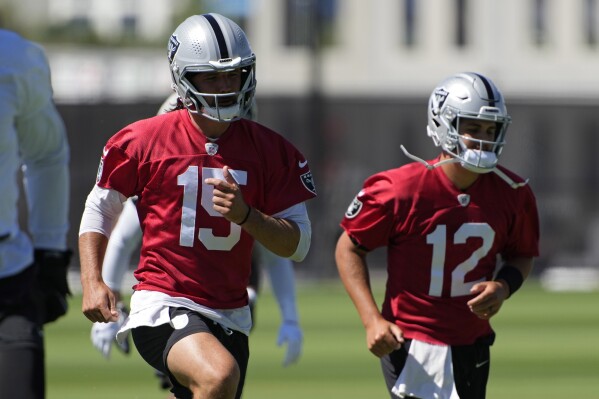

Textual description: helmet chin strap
[400,145,460,170]
[400,145,528,189]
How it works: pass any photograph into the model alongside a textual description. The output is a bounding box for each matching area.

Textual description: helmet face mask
[426,72,511,173]
[168,14,256,122]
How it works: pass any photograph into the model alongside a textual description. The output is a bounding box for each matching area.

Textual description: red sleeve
[258,128,317,215]
[503,184,540,259]
[340,173,396,251]
[95,129,141,198]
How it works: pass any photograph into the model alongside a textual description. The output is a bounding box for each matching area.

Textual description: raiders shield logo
[457,193,470,207]
[205,143,219,156]
[300,171,316,195]
[345,196,363,219]
[168,35,180,63]
[431,88,449,116]
[96,158,104,184]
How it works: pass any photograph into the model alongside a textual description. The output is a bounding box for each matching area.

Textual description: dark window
[284,0,337,47]
[122,15,137,37]
[456,0,467,47]
[404,0,416,47]
[533,0,547,46]
[585,0,597,46]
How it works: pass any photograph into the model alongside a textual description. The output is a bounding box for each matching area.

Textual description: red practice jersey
[340,159,539,345]
[96,110,317,309]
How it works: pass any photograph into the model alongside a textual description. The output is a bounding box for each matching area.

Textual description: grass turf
[45,279,599,398]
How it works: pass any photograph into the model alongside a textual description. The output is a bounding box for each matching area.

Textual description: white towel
[116,290,252,344]
[392,339,459,399]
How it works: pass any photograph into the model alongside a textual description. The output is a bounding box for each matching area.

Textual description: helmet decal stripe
[474,73,496,106]
[204,14,230,59]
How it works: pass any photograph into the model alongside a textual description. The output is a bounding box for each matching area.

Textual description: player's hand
[34,249,73,324]
[204,166,250,225]
[365,316,404,358]
[467,281,508,319]
[90,302,130,358]
[81,280,119,323]
[277,320,303,367]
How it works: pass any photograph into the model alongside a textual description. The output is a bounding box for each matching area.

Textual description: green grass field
[45,279,599,399]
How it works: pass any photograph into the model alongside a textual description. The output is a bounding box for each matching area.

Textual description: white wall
[30,0,599,102]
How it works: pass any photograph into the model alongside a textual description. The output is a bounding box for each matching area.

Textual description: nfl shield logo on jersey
[345,196,363,219]
[457,193,470,207]
[205,143,219,156]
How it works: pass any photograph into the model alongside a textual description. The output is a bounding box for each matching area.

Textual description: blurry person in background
[79,13,315,399]
[0,30,72,399]
[335,72,539,399]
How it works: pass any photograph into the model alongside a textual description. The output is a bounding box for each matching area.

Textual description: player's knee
[188,362,240,398]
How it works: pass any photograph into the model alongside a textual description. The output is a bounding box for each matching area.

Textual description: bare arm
[335,231,403,357]
[79,231,118,323]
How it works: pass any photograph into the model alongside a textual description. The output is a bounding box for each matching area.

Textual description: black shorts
[380,335,494,399]
[131,307,249,399]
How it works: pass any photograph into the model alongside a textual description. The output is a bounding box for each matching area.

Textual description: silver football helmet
[167,13,256,122]
[426,72,511,173]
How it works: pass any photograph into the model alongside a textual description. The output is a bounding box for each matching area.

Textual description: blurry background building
[2,0,598,285]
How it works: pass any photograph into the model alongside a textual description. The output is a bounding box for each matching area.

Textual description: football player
[335,72,539,399]
[0,30,71,399]
[90,197,303,392]
[79,14,316,399]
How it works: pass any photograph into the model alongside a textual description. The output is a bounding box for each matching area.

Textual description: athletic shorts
[380,335,495,399]
[131,307,249,399]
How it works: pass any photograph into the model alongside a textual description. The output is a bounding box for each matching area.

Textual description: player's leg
[132,308,249,399]
[0,266,45,399]
[450,335,493,399]
[0,322,44,399]
[154,368,174,390]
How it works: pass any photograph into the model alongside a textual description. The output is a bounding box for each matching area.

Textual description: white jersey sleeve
[273,202,311,262]
[102,198,142,292]
[79,186,127,237]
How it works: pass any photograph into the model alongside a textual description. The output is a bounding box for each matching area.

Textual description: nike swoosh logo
[298,160,308,168]
[475,360,489,368]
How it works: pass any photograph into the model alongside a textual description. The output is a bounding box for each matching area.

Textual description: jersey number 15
[178,166,247,251]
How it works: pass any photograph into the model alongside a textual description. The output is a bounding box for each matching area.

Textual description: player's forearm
[241,208,301,258]
[335,234,382,328]
[79,232,109,290]
[340,266,381,328]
